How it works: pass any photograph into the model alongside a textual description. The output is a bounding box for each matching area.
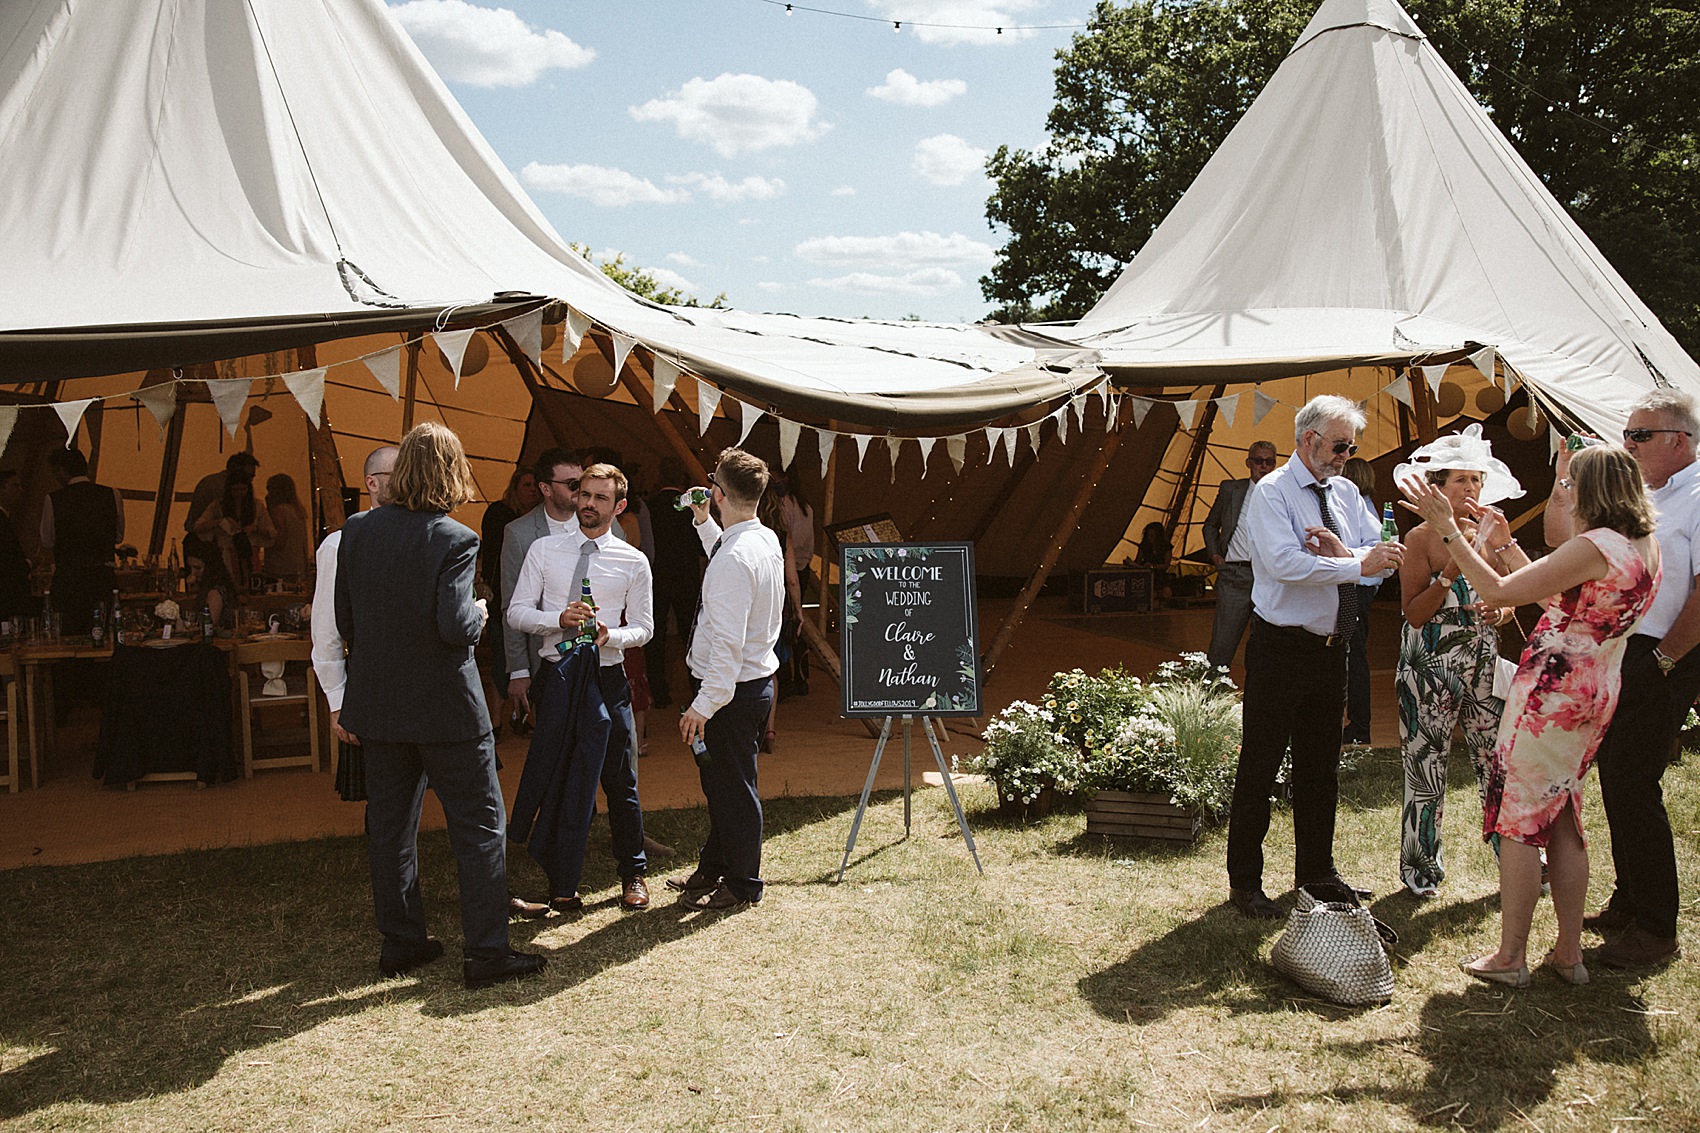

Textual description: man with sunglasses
[1550,391,1700,968]
[1204,439,1279,671]
[500,449,627,729]
[1226,395,1403,919]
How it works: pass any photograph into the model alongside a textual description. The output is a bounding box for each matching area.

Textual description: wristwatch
[1654,646,1677,675]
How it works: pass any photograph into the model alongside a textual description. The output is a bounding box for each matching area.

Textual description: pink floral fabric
[1483,528,1660,847]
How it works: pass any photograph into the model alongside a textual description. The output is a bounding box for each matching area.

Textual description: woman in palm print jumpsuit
[1395,427,1524,896]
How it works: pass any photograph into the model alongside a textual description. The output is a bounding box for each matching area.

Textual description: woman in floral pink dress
[1401,443,1659,988]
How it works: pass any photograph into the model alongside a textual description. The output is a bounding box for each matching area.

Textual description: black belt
[1253,614,1346,650]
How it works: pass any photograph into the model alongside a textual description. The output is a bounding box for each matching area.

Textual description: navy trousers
[693,676,772,902]
[532,659,647,898]
[1227,617,1348,893]
[363,733,510,962]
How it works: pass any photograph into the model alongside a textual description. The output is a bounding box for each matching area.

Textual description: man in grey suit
[337,422,545,990]
[1204,439,1278,671]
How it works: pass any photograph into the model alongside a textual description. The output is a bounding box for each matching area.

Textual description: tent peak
[1292,0,1423,54]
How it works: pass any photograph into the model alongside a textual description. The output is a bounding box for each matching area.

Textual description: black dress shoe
[463,949,547,990]
[379,937,444,977]
[685,881,758,911]
[509,894,549,920]
[1228,888,1284,920]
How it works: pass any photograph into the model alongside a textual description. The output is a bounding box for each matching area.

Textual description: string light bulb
[893,20,900,31]
[785,2,792,10]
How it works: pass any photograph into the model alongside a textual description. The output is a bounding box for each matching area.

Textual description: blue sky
[387,0,1084,322]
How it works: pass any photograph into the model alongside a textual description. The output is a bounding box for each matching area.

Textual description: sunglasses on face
[1248,456,1277,467]
[545,477,580,491]
[1623,428,1691,444]
[1329,441,1358,456]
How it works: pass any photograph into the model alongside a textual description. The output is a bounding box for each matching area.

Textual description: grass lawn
[2,747,1698,1132]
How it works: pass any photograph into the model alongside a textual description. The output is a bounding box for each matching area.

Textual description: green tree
[570,243,728,309]
[983,0,1700,354]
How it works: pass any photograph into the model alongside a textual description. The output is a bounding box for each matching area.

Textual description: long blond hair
[388,422,478,514]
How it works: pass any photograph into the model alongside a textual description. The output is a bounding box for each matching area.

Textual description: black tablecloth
[94,642,235,786]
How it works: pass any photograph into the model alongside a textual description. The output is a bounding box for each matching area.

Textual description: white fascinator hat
[1392,423,1524,505]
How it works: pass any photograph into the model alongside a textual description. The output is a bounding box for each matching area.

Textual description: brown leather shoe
[509,894,549,920]
[1597,925,1681,969]
[621,875,650,910]
[665,872,717,901]
[549,894,584,914]
[643,834,677,859]
[1582,902,1635,934]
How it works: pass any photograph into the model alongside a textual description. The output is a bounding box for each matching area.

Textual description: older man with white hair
[1226,395,1403,918]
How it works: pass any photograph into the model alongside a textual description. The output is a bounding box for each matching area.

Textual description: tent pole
[816,444,836,636]
[299,343,347,534]
[981,411,1126,680]
[147,401,186,559]
[607,346,709,483]
[1164,387,1223,537]
[83,403,104,481]
[401,337,421,433]
[1410,365,1438,442]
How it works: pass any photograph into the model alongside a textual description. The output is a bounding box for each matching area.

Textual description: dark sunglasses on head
[1623,428,1691,444]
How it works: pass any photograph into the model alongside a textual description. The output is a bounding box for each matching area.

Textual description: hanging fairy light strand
[757,0,1085,34]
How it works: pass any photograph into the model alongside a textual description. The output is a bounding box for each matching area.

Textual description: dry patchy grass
[2,749,1699,1131]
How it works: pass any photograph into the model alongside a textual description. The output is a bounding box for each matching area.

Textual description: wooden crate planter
[1085,790,1201,845]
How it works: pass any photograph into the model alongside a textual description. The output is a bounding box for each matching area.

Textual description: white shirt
[1641,457,1700,638]
[310,524,350,712]
[1223,492,1255,563]
[1248,458,1389,635]
[686,516,784,719]
[507,528,653,667]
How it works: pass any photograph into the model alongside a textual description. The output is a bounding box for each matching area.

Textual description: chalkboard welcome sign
[840,542,981,717]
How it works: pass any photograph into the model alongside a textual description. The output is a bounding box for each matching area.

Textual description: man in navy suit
[337,422,545,990]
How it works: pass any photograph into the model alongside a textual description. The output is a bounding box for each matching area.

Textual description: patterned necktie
[1308,482,1358,638]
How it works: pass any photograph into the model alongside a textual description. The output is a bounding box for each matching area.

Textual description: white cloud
[388,0,593,88]
[807,268,964,297]
[646,266,698,293]
[757,281,785,292]
[793,230,994,270]
[865,0,1048,45]
[912,134,988,187]
[666,252,705,268]
[667,172,788,203]
[866,68,967,107]
[519,162,688,207]
[831,186,857,197]
[630,73,830,157]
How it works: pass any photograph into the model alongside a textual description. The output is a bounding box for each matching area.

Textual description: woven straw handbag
[1270,885,1397,1005]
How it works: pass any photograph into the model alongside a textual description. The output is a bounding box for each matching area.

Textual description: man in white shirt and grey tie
[1226,395,1402,919]
[507,463,655,913]
[671,447,784,911]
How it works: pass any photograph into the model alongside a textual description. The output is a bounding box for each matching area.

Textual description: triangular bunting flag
[817,430,836,481]
[1550,426,1564,457]
[984,427,1000,465]
[610,333,636,380]
[1055,407,1070,445]
[1175,400,1198,430]
[1216,392,1240,428]
[1107,395,1121,432]
[1252,390,1278,425]
[946,434,966,474]
[510,309,544,367]
[0,406,17,457]
[853,433,872,470]
[652,357,682,413]
[737,400,763,445]
[697,381,721,435]
[1026,421,1044,454]
[135,382,178,433]
[918,437,938,469]
[433,329,475,386]
[1387,374,1413,409]
[53,397,96,444]
[885,435,903,482]
[1468,346,1497,386]
[1072,395,1087,431]
[1420,364,1448,395]
[778,418,801,469]
[1128,397,1153,428]
[283,368,327,426]
[1095,381,1111,415]
[363,345,403,400]
[564,308,592,357]
[204,379,251,436]
[1002,427,1017,465]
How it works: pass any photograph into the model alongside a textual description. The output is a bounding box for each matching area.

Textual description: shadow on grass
[0,794,860,1120]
